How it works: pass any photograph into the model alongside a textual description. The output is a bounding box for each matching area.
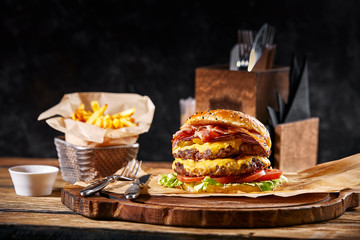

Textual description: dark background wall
[1,0,359,164]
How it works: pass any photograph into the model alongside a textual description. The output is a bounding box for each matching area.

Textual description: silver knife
[80,174,132,197]
[124,174,151,199]
[248,23,268,72]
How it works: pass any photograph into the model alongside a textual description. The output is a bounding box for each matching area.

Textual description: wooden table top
[1,157,360,239]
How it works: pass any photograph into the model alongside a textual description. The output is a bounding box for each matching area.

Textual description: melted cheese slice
[172,156,270,175]
[173,139,243,155]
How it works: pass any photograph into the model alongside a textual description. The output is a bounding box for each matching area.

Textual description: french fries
[71,101,137,129]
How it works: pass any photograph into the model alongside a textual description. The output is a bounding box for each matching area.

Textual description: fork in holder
[80,159,142,197]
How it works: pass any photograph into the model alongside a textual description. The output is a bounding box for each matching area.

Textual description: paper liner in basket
[76,153,360,198]
[38,92,155,147]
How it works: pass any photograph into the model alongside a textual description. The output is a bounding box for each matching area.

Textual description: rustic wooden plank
[1,157,360,239]
[0,195,71,213]
[327,210,360,223]
[0,157,60,167]
[1,212,360,239]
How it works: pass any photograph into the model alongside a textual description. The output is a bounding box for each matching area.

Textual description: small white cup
[9,165,59,196]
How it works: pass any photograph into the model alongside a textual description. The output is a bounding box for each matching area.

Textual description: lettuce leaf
[158,173,288,192]
[158,173,182,188]
[193,176,223,192]
[241,175,288,192]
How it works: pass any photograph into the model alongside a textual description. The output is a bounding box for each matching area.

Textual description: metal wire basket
[54,136,139,183]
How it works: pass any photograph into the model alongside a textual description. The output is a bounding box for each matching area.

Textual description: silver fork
[80,159,142,197]
[237,30,254,70]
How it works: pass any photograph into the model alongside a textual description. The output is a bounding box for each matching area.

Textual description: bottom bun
[182,182,261,193]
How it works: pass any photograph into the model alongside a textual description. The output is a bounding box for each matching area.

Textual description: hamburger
[158,109,287,193]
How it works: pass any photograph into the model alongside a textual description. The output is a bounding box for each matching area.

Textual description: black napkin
[266,55,310,126]
[285,55,311,122]
[266,55,311,164]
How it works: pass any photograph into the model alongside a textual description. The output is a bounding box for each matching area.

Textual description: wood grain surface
[62,185,360,228]
[1,157,360,239]
[274,118,320,173]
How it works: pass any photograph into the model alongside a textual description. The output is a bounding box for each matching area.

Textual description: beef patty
[173,142,267,160]
[173,157,268,177]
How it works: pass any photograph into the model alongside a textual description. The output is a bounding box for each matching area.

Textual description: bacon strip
[172,125,263,148]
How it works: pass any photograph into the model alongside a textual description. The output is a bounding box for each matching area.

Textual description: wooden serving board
[61,185,360,228]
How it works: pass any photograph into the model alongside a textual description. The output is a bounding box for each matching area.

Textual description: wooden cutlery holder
[195,64,289,123]
[274,118,319,173]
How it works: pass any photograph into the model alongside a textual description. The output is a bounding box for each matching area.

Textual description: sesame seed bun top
[183,109,271,151]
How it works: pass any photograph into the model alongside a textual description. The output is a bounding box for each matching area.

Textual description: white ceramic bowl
[9,165,59,196]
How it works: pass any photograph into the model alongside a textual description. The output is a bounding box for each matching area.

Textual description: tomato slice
[255,169,282,181]
[209,170,264,184]
[234,170,266,183]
